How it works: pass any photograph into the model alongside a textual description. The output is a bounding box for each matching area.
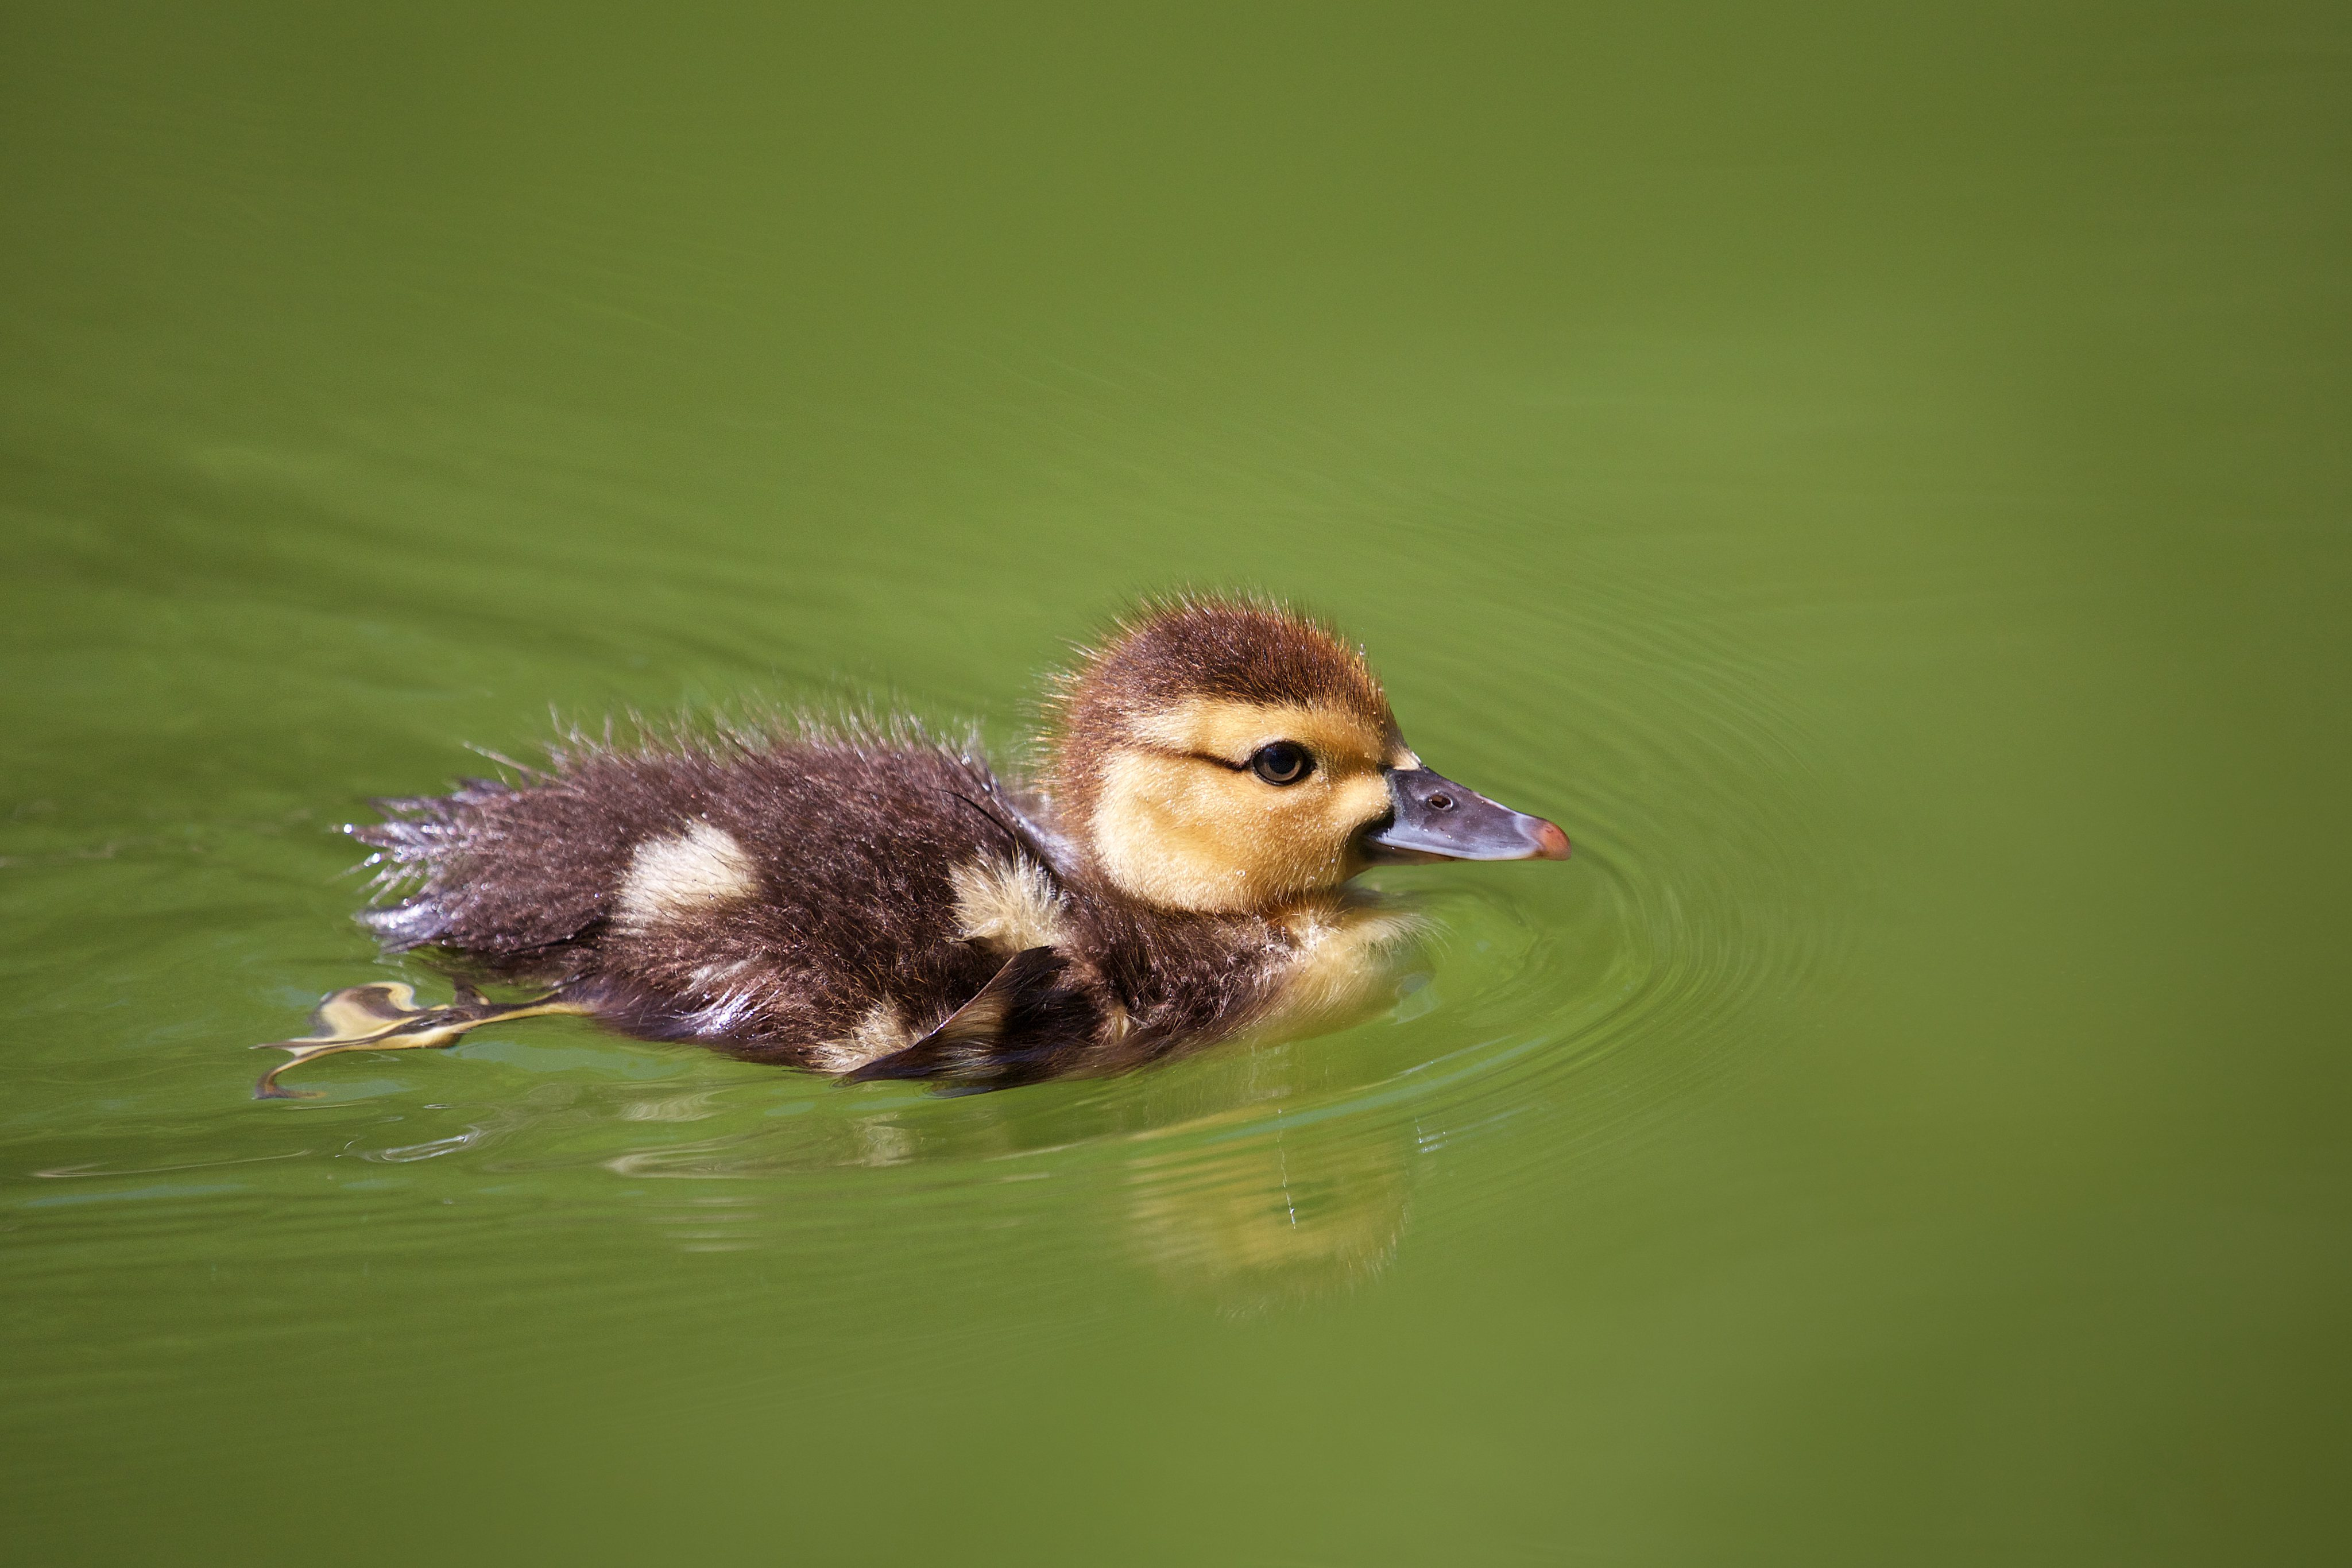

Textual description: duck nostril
[1428,793,1454,811]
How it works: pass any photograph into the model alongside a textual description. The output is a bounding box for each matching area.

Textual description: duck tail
[346,777,511,951]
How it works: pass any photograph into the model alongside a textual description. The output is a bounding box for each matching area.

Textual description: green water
[5,3,2348,1563]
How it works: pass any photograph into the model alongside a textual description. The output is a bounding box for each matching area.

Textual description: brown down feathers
[350,596,1404,1089]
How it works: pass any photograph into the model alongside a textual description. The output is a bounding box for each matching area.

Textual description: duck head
[1044,596,1569,915]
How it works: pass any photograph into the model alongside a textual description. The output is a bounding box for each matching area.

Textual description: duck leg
[253,980,591,1099]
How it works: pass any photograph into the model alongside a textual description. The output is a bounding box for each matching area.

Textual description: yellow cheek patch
[1326,771,1392,834]
[1083,700,1407,912]
[1090,750,1258,911]
[1088,744,1395,913]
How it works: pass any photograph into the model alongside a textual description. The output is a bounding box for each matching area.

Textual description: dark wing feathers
[844,946,1102,1091]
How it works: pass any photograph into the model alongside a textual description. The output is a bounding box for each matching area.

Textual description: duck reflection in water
[1123,1113,1413,1315]
[258,595,1566,1098]
[590,1033,1422,1311]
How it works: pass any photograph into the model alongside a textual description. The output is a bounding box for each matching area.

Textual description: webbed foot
[253,981,590,1099]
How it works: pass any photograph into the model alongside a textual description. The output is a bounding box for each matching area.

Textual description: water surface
[3,3,2348,1563]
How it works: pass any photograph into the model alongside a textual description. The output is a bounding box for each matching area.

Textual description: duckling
[256,596,1568,1098]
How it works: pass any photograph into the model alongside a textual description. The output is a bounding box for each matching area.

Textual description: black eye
[1250,741,1314,786]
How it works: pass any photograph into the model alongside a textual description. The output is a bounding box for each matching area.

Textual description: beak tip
[1533,820,1572,861]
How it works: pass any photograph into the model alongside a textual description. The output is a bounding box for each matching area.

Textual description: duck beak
[1363,766,1572,864]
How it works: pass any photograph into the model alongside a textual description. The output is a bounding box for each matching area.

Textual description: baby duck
[257,596,1568,1097]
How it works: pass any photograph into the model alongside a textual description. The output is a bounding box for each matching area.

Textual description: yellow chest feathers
[1255,895,1425,1037]
[946,854,1419,1044]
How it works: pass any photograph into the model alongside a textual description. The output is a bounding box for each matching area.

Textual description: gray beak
[1363,766,1572,864]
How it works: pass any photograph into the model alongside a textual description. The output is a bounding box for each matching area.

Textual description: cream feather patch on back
[614,820,759,936]
[950,854,1068,951]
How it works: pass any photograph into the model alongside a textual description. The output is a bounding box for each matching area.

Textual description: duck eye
[1249,742,1313,787]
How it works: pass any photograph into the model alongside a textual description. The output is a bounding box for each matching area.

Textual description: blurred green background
[3,3,2346,1563]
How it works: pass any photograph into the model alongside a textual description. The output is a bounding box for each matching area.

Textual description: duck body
[276,598,1568,1097]
[355,730,1402,1089]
